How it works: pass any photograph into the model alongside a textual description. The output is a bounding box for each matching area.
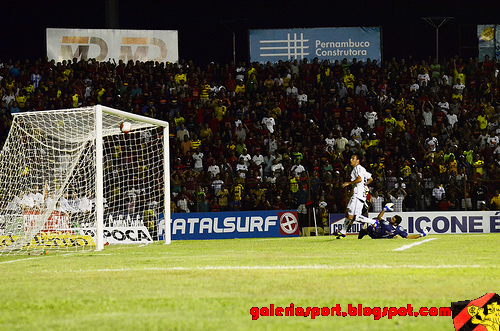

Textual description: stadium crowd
[1,55,500,217]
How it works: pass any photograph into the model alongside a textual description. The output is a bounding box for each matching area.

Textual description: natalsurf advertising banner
[158,210,300,240]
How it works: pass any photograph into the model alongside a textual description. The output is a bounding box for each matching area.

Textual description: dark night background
[1,0,500,65]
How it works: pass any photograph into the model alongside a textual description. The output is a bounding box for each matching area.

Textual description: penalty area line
[392,238,439,251]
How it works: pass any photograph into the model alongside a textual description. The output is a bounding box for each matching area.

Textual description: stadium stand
[0,56,499,215]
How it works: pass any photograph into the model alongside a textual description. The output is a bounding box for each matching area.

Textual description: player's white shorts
[347,196,364,216]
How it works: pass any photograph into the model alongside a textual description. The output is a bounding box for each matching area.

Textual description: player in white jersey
[336,152,375,237]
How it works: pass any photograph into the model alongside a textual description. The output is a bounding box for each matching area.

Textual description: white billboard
[47,28,178,63]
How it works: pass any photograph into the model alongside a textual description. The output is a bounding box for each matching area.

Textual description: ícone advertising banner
[330,211,500,235]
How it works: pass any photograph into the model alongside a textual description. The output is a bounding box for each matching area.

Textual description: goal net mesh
[0,107,166,255]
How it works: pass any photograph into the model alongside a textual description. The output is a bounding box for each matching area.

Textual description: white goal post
[0,105,170,255]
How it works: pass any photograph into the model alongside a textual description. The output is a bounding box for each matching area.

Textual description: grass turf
[0,234,498,330]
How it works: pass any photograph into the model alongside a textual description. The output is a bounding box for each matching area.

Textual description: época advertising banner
[47,28,178,63]
[249,27,381,64]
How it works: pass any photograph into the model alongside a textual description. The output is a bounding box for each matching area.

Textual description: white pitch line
[26,263,494,274]
[0,251,78,264]
[0,256,48,264]
[393,238,438,251]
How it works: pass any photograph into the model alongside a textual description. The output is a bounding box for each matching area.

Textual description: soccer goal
[0,105,170,255]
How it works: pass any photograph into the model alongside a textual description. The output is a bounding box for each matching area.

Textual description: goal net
[0,105,170,255]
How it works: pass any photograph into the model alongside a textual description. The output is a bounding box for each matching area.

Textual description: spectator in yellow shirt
[477,114,488,131]
[472,154,484,176]
[214,99,227,121]
[15,92,27,109]
[234,80,246,94]
[490,190,500,210]
[72,92,79,108]
[174,69,187,85]
[343,69,355,91]
[453,59,466,86]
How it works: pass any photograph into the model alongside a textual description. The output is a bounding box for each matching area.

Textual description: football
[120,121,132,133]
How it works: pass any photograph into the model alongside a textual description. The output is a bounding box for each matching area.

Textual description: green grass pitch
[0,234,499,330]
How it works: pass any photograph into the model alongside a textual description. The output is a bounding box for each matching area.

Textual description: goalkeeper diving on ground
[335,203,431,240]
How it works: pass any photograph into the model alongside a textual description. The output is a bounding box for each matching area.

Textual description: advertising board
[47,28,178,63]
[250,27,381,64]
